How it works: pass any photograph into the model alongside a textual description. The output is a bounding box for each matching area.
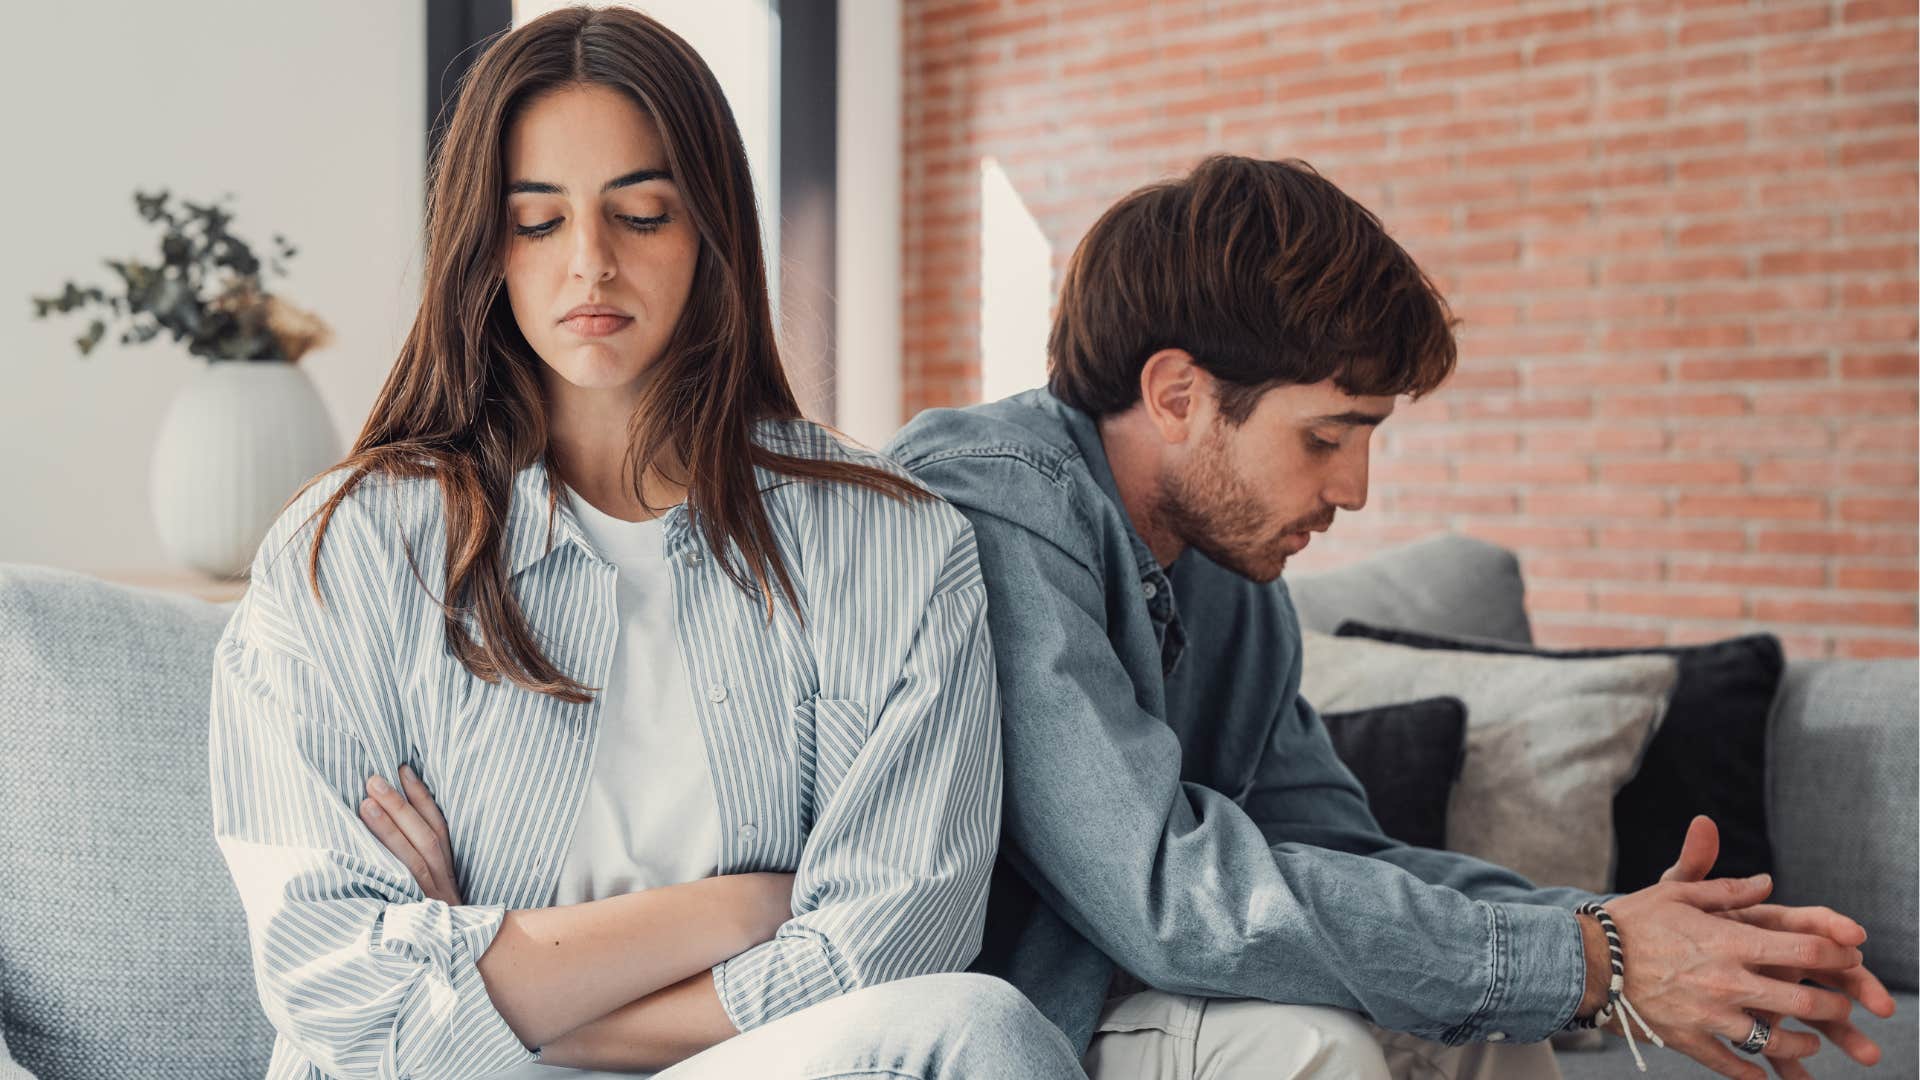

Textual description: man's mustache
[1285,510,1337,534]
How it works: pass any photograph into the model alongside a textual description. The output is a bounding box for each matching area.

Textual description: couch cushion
[1288,534,1533,645]
[1769,658,1919,991]
[1320,697,1468,850]
[0,1019,36,1080]
[0,565,267,1079]
[1333,622,1781,895]
[1301,631,1677,892]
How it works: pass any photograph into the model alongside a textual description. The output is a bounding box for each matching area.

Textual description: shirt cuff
[711,927,847,1032]
[1451,901,1588,1045]
[378,900,537,1075]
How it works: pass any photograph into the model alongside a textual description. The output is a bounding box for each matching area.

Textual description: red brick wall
[901,0,1918,658]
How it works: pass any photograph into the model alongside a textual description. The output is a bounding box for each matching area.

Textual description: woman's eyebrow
[506,167,672,196]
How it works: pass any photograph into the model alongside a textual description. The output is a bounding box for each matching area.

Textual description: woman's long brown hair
[285,6,923,705]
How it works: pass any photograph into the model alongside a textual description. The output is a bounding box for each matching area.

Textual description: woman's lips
[563,314,634,336]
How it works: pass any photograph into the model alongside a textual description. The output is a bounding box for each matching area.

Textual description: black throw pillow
[1319,697,1469,851]
[1334,621,1782,892]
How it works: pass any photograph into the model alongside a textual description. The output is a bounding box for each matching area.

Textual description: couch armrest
[1767,658,1918,990]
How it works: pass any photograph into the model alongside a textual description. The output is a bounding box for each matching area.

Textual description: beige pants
[1082,990,1561,1080]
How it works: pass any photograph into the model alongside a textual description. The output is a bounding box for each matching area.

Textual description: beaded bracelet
[1566,901,1665,1071]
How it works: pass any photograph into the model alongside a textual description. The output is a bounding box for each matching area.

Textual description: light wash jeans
[654,973,1088,1079]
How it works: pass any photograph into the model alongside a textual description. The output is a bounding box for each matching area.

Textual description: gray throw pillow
[0,564,268,1079]
[1289,535,1534,645]
[1301,631,1679,893]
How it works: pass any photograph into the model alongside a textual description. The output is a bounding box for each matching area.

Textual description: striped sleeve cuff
[711,928,849,1032]
[379,900,537,1077]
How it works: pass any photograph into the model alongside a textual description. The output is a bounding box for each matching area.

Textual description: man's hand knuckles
[1773,984,1822,1017]
[1774,936,1818,969]
[1700,966,1750,1002]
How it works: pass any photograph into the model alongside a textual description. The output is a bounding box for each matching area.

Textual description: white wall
[0,1,425,574]
[835,0,903,447]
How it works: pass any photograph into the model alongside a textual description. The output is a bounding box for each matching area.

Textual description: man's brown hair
[1047,154,1459,421]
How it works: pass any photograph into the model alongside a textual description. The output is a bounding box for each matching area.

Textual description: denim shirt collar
[1030,390,1188,678]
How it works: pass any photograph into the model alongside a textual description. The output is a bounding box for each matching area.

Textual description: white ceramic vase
[149,359,342,578]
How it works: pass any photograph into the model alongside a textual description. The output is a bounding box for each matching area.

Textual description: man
[885,155,1896,1080]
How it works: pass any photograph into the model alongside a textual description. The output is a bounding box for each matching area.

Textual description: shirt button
[1487,1032,1507,1042]
[707,684,728,704]
[683,550,702,566]
[1141,581,1158,599]
[737,823,758,842]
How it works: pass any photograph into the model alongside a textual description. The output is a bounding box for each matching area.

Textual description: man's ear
[1138,349,1213,446]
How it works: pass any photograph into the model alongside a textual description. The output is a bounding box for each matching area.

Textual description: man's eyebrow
[506,168,672,197]
[1307,410,1393,426]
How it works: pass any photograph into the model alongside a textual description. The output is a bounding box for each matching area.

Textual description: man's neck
[1097,409,1186,568]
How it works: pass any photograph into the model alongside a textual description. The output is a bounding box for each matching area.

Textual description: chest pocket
[792,695,871,834]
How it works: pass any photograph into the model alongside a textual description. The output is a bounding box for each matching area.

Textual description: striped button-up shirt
[209,420,1002,1080]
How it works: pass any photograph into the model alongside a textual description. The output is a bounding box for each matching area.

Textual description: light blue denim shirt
[887,389,1595,1053]
[209,420,1001,1079]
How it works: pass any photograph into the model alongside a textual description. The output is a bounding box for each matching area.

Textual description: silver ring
[1736,1015,1772,1055]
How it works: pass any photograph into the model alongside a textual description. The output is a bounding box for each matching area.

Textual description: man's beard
[1152,427,1332,583]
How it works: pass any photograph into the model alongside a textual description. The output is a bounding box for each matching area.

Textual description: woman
[207,7,1083,1078]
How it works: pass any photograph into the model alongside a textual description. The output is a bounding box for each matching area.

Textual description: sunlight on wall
[979,156,1050,404]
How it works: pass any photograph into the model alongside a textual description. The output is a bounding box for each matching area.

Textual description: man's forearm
[476,875,774,1048]
[535,969,739,1071]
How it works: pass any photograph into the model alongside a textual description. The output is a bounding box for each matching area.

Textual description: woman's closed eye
[514,212,673,240]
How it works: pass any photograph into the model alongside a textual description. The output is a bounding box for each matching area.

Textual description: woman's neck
[542,369,689,523]
[548,435,687,523]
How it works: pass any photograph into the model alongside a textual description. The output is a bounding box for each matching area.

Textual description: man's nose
[1324,451,1369,513]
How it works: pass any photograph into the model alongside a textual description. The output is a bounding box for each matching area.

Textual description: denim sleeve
[1243,687,1604,907]
[1239,683,1598,1042]
[957,503,1589,1046]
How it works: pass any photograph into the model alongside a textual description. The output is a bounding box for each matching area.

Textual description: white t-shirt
[496,487,723,1078]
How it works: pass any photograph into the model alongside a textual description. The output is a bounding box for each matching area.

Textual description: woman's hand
[360,765,464,906]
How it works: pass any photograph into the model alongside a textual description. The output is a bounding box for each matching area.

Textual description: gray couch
[1290,536,1917,1079]
[1,534,1913,1078]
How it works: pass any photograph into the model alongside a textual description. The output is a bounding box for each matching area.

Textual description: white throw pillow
[1301,631,1678,893]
